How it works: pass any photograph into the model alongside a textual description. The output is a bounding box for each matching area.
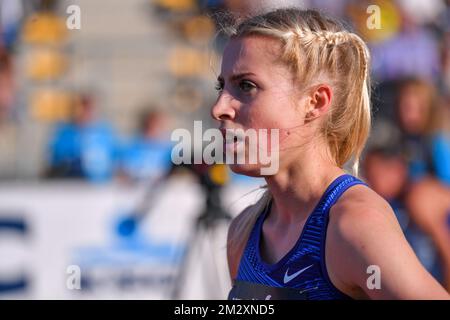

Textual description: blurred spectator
[396,77,450,185]
[439,28,450,97]
[404,175,450,291]
[0,44,16,178]
[45,93,119,183]
[0,0,24,50]
[363,147,445,286]
[391,77,450,290]
[118,109,173,183]
[0,46,14,123]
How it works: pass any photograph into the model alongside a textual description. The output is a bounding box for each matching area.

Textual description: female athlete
[210,8,449,299]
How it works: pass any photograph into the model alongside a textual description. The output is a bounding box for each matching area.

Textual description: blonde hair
[224,8,372,256]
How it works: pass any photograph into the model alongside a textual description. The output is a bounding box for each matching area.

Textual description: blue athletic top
[228,174,367,300]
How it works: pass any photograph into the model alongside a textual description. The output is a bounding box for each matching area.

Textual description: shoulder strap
[301,175,367,247]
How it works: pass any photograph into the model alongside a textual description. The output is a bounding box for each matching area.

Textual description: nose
[210,92,236,122]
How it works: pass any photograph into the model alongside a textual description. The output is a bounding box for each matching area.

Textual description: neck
[264,147,345,225]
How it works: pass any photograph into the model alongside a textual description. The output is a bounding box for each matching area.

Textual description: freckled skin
[212,36,312,176]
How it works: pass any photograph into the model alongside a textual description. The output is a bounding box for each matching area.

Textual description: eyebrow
[217,72,256,83]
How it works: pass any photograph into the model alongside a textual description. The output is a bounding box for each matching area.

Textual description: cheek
[246,97,300,129]
[246,109,280,129]
[245,109,294,151]
[238,93,305,154]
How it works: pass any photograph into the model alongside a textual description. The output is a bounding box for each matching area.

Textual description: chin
[228,163,268,178]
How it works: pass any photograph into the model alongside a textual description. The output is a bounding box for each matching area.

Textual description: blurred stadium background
[0,0,449,299]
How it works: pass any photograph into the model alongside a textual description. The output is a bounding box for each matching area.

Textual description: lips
[219,127,244,142]
[220,127,245,154]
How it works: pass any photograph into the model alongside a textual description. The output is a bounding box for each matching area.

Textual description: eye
[239,80,257,93]
[214,81,224,93]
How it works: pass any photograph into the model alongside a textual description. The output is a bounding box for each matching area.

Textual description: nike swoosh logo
[283,264,314,284]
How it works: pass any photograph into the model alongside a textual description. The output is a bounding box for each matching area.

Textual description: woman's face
[211,35,311,176]
[397,86,431,135]
[364,153,407,200]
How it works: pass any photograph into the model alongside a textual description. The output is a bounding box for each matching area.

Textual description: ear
[305,84,333,121]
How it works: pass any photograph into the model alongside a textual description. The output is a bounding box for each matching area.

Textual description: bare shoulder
[326,184,404,262]
[325,185,400,294]
[326,184,449,299]
[329,184,401,234]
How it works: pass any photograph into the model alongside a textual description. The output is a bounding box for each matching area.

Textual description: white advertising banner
[0,178,263,299]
